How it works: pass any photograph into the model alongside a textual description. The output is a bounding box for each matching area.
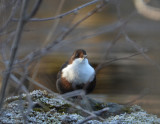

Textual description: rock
[0,90,160,124]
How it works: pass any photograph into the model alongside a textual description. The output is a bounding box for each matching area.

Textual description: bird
[56,49,96,94]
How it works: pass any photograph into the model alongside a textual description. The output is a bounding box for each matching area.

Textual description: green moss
[121,106,132,114]
[5,95,27,103]
[33,108,44,112]
[43,103,71,113]
[55,104,71,113]
[94,103,106,111]
[33,99,71,113]
[5,98,19,104]
[32,102,50,112]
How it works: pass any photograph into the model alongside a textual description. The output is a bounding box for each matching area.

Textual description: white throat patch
[62,58,95,84]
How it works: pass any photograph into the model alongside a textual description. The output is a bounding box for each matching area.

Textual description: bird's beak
[83,55,87,59]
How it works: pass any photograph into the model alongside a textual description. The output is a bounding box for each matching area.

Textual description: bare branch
[123,88,150,106]
[31,0,65,81]
[0,0,20,33]
[124,34,160,71]
[10,74,34,123]
[78,107,109,124]
[95,50,147,73]
[14,0,42,93]
[25,0,42,21]
[0,31,16,64]
[51,11,136,51]
[62,90,85,98]
[15,1,107,66]
[0,0,29,110]
[10,74,33,112]
[57,2,107,41]
[13,0,101,22]
[0,0,42,110]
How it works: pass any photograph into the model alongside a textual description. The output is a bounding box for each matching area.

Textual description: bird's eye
[75,53,79,58]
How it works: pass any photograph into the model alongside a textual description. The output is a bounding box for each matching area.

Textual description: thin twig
[0,31,16,64]
[31,0,65,81]
[95,50,147,73]
[123,88,150,105]
[10,74,34,124]
[51,12,136,51]
[117,4,160,73]
[10,74,33,116]
[57,2,107,41]
[0,0,20,33]
[95,32,122,73]
[24,0,42,21]
[124,34,160,71]
[13,0,101,22]
[78,107,109,124]
[15,0,42,92]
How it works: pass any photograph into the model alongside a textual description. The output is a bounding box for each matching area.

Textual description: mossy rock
[0,90,160,124]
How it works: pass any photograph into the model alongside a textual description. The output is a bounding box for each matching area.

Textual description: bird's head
[69,49,88,64]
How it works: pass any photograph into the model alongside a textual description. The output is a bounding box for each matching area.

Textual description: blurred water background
[0,0,160,116]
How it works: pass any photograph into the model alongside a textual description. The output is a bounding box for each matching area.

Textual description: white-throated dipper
[56,49,96,94]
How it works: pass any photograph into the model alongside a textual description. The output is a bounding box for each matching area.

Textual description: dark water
[1,0,160,116]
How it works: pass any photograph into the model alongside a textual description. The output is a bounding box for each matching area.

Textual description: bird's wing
[57,61,68,79]
[60,61,69,71]
[85,74,96,94]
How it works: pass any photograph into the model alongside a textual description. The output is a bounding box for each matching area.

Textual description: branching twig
[10,74,33,114]
[116,3,160,73]
[51,12,136,51]
[0,31,16,64]
[123,88,150,106]
[24,0,42,21]
[95,50,147,73]
[78,107,109,124]
[57,2,107,41]
[0,0,29,110]
[15,0,42,93]
[124,34,160,71]
[0,0,20,33]
[13,0,101,22]
[31,0,65,81]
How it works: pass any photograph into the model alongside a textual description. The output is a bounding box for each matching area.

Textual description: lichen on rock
[0,90,160,124]
[106,105,160,124]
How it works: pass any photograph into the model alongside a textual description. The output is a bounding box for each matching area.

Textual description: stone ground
[0,90,160,124]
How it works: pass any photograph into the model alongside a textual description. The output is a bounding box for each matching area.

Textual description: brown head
[69,49,87,64]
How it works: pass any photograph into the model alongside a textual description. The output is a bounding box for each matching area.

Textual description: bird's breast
[62,63,95,84]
